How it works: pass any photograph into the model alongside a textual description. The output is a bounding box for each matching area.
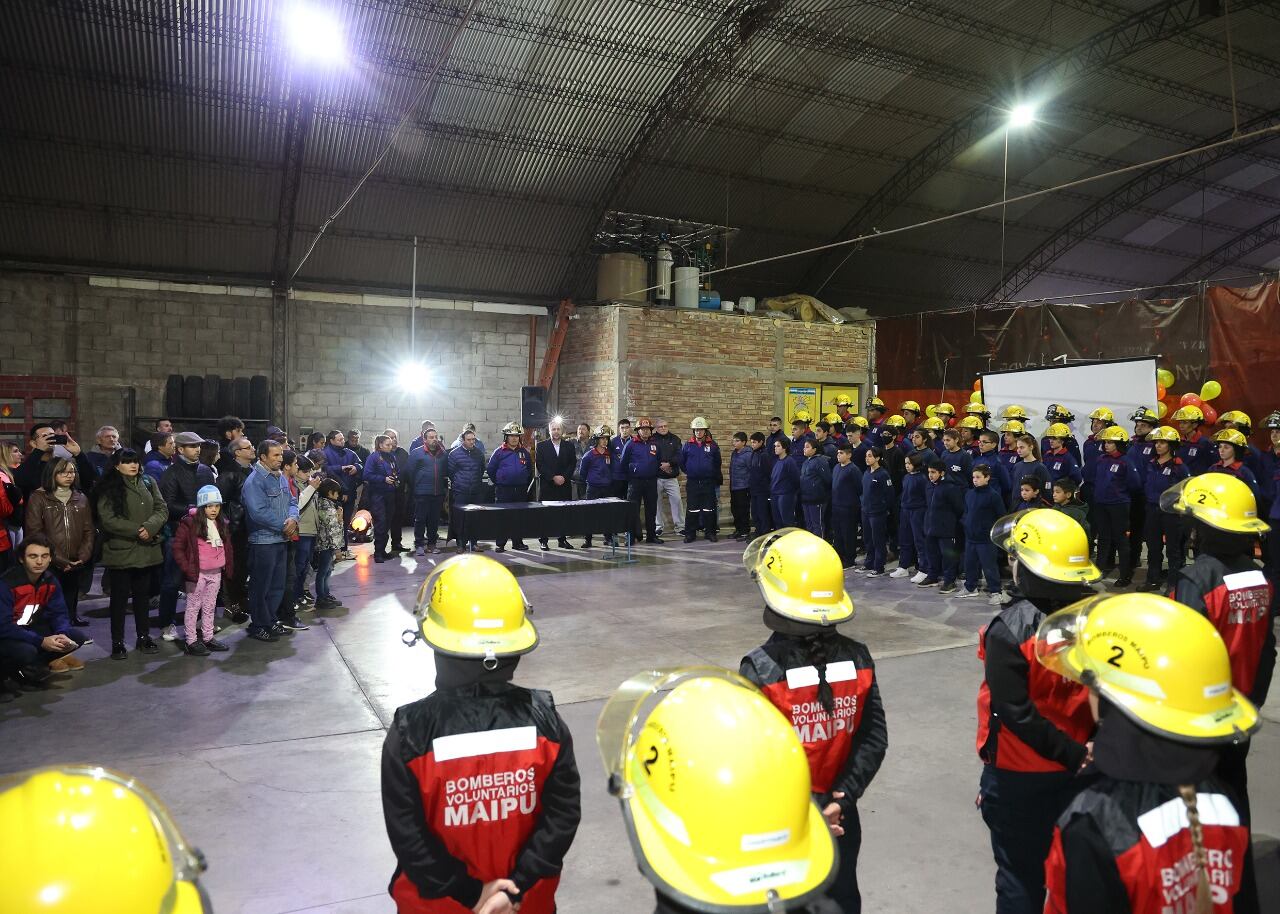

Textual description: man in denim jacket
[241,440,299,642]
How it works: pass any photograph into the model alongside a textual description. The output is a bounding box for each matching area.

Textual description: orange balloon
[1156,385,1166,400]
[1201,404,1219,426]
[973,379,982,392]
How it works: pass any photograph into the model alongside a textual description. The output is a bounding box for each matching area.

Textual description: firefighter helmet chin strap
[483,648,498,671]
[765,889,784,913]
[401,628,421,647]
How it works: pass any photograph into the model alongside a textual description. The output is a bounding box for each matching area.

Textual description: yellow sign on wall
[784,383,860,422]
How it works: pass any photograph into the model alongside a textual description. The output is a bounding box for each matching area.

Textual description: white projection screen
[979,357,1159,444]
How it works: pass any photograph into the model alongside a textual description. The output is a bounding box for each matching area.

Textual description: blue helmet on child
[196,485,222,508]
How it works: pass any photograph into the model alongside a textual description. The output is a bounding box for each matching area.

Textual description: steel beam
[977,111,1280,303]
[796,0,1227,292]
[1165,212,1280,283]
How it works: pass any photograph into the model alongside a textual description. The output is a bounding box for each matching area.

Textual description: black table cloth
[453,498,637,544]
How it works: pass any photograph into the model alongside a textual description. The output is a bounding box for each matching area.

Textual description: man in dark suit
[535,419,578,550]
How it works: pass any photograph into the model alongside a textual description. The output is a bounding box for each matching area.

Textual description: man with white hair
[652,419,684,537]
[536,418,577,549]
[85,425,121,477]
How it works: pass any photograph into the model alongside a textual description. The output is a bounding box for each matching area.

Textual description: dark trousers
[750,492,772,536]
[278,537,306,622]
[730,488,751,535]
[964,540,1002,593]
[926,535,959,584]
[224,526,249,609]
[540,481,573,545]
[247,542,288,633]
[1143,508,1185,584]
[832,503,857,566]
[294,535,316,603]
[610,479,628,501]
[583,484,613,546]
[1096,501,1132,576]
[55,566,84,621]
[0,615,87,673]
[828,804,863,914]
[685,478,718,537]
[628,478,658,541]
[107,565,155,642]
[1266,528,1280,584]
[862,510,888,572]
[898,507,924,570]
[979,766,1080,914]
[494,484,527,548]
[1128,496,1146,569]
[391,487,409,549]
[802,501,824,537]
[770,492,796,530]
[413,494,444,547]
[450,490,479,548]
[369,488,392,556]
[158,534,183,627]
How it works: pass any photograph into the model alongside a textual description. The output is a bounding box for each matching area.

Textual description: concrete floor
[3,534,1278,914]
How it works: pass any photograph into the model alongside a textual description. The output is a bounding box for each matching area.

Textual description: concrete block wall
[0,272,546,448]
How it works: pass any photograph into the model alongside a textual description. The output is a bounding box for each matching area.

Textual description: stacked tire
[164,373,270,419]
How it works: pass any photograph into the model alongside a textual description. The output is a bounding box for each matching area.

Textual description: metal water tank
[673,266,700,309]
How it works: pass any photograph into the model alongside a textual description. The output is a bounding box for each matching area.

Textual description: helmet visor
[596,667,758,797]
[1158,477,1269,534]
[741,526,804,575]
[990,510,1102,583]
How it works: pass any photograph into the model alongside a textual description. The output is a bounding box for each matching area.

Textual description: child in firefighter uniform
[739,528,887,914]
[977,508,1101,914]
[1162,473,1274,914]
[1037,592,1259,913]
[382,555,581,914]
[0,764,214,913]
[597,666,843,914]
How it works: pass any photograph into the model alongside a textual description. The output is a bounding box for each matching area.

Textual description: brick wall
[556,303,873,515]
[0,272,545,448]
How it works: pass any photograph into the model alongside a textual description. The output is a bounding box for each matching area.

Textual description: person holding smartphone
[15,424,95,500]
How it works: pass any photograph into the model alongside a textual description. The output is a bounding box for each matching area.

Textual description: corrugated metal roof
[1,0,1278,311]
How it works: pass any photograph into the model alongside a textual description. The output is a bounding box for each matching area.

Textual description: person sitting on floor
[0,535,88,690]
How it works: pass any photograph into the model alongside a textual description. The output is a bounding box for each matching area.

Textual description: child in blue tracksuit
[1013,476,1051,511]
[747,433,772,537]
[895,452,930,581]
[922,464,964,592]
[1092,438,1142,586]
[769,438,800,530]
[729,432,753,539]
[972,431,1011,507]
[799,439,832,538]
[960,465,1006,601]
[1043,435,1082,485]
[830,443,862,566]
[1141,439,1188,590]
[859,446,891,576]
[938,430,973,488]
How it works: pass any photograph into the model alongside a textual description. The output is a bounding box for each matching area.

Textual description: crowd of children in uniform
[726,395,1280,608]
[3,396,1277,914]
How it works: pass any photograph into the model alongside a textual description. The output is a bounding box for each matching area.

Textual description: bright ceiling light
[396,361,430,391]
[1008,104,1037,128]
[286,5,346,64]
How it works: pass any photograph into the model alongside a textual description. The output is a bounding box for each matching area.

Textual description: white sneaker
[910,571,928,584]
[888,567,911,579]
[989,592,1011,606]
[957,589,980,599]
[161,624,178,642]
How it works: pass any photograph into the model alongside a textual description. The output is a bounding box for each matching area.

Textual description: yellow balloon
[925,404,937,418]
[970,390,983,403]
[1200,380,1221,402]
[1156,369,1175,389]
[1157,401,1167,419]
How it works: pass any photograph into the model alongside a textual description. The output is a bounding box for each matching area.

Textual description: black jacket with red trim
[1045,777,1247,913]
[1170,553,1276,705]
[381,681,581,914]
[0,565,71,646]
[977,599,1093,773]
[740,631,887,816]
